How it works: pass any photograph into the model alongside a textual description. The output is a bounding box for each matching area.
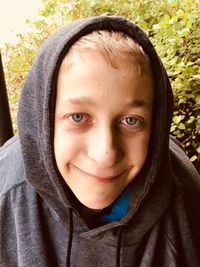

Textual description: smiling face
[54,49,153,209]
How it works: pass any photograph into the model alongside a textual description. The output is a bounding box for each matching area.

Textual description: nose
[87,125,123,168]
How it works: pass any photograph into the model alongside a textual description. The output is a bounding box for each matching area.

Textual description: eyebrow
[64,96,149,109]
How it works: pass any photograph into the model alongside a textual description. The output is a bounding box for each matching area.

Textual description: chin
[84,202,111,210]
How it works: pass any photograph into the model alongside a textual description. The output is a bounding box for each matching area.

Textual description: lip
[73,165,128,184]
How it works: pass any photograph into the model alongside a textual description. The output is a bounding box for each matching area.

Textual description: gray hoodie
[0,16,200,267]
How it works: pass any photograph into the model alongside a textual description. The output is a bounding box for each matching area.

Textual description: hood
[17,16,174,218]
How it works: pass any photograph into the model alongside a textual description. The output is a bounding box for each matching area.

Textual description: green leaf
[173,115,185,124]
[190,155,197,162]
[170,125,177,132]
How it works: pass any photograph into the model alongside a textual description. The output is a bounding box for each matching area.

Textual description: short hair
[63,30,152,76]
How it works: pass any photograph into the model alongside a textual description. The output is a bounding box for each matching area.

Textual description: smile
[72,165,128,184]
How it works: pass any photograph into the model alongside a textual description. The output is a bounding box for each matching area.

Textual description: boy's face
[54,49,153,209]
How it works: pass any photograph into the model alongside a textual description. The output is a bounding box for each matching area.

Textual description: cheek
[54,130,83,167]
[127,132,150,166]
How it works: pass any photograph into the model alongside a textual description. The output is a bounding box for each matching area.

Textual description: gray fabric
[0,16,200,266]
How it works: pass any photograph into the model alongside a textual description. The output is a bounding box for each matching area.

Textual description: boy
[0,16,200,266]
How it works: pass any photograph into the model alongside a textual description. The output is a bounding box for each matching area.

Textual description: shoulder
[169,135,200,200]
[0,136,26,198]
[169,135,200,247]
[169,135,200,181]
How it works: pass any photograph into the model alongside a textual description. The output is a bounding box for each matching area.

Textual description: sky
[0,0,43,47]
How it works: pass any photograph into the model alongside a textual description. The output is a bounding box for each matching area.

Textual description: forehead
[56,49,154,110]
[62,30,152,75]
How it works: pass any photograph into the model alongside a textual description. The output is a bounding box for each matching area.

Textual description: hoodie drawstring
[116,226,123,267]
[66,208,73,267]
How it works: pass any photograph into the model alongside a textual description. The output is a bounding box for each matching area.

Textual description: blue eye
[121,116,140,126]
[124,117,138,125]
[71,114,84,122]
[68,113,92,125]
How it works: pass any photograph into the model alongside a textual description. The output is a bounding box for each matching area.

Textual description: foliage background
[2,0,200,171]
